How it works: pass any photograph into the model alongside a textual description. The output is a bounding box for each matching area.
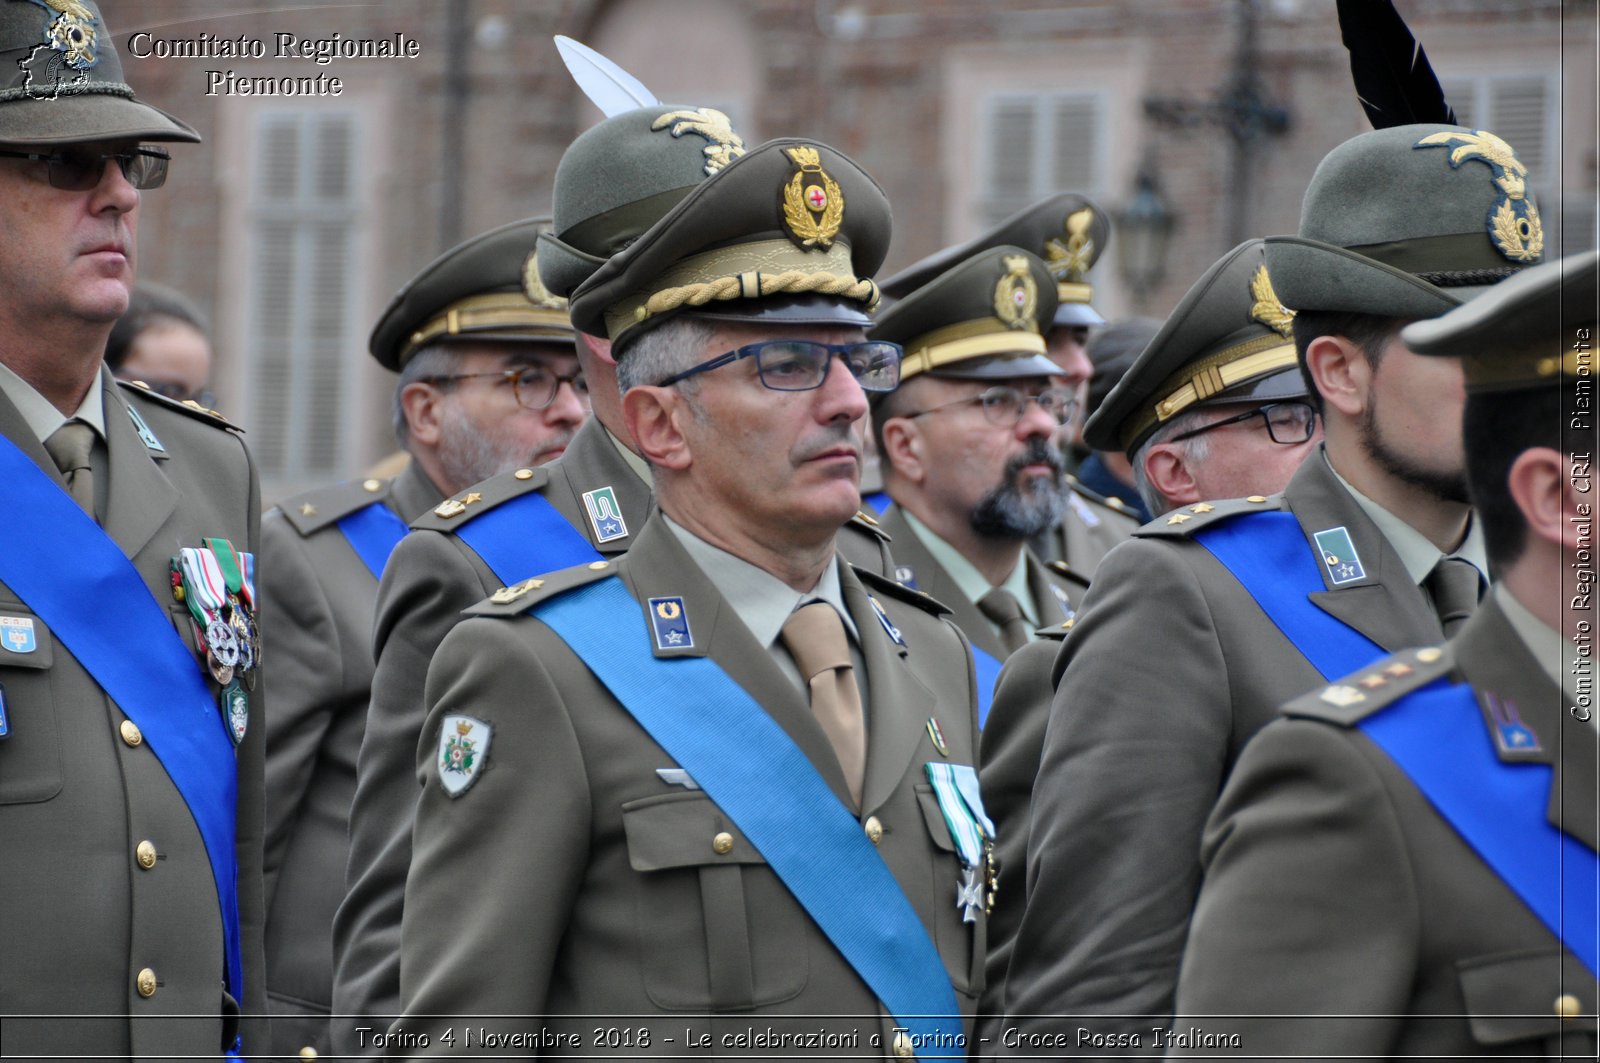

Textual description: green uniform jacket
[260,461,443,1059]
[991,449,1450,1054]
[1034,475,1141,576]
[393,511,983,1057]
[875,503,1085,665]
[1174,594,1598,1059]
[333,418,900,1051]
[0,373,267,1058]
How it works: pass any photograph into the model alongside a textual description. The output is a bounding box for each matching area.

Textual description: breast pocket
[621,790,808,1010]
[917,782,985,997]
[1458,949,1596,1051]
[0,606,62,804]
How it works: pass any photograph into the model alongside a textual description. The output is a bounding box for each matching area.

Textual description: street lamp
[1116,166,1175,305]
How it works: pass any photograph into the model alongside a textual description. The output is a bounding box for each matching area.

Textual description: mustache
[1004,437,1064,481]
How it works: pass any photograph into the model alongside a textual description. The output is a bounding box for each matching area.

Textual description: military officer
[992,123,1538,1055]
[332,105,898,1052]
[392,137,985,1058]
[1072,318,1160,523]
[1172,250,1598,1058]
[0,0,265,1055]
[977,238,1321,1022]
[261,217,583,1058]
[876,194,1138,573]
[867,246,1084,716]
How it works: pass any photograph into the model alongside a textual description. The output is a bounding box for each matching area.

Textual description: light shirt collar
[1327,452,1488,586]
[604,424,654,488]
[899,507,1039,626]
[1493,584,1584,716]
[662,512,859,650]
[0,360,106,444]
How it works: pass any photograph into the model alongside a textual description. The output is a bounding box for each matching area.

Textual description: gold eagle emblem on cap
[1045,207,1097,281]
[994,255,1040,331]
[781,146,844,250]
[1413,129,1543,263]
[1248,265,1295,338]
[650,107,746,176]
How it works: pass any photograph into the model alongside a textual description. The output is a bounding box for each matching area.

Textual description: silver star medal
[956,867,984,924]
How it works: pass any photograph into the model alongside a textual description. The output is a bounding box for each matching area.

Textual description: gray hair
[391,344,458,447]
[615,316,719,396]
[1131,408,1212,517]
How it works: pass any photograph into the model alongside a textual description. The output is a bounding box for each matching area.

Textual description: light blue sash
[1359,682,1598,976]
[536,576,965,1052]
[973,646,1001,728]
[335,500,409,581]
[0,435,244,1019]
[1194,510,1383,680]
[862,490,891,515]
[455,490,601,582]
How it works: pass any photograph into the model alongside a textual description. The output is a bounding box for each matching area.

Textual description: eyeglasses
[1167,401,1318,446]
[899,385,1079,428]
[419,364,590,410]
[656,340,903,393]
[0,145,171,191]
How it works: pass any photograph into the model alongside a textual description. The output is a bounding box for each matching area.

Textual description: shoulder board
[1063,476,1138,519]
[1284,644,1457,726]
[1133,493,1285,540]
[278,478,393,535]
[464,556,620,619]
[1044,557,1092,592]
[846,509,892,541]
[409,464,553,532]
[1032,615,1075,641]
[117,379,239,431]
[852,565,952,617]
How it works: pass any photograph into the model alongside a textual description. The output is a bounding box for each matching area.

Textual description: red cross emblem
[806,185,828,211]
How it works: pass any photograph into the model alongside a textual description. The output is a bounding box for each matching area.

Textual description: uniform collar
[1493,583,1585,722]
[898,506,1038,626]
[1327,451,1488,586]
[0,360,106,444]
[661,512,859,650]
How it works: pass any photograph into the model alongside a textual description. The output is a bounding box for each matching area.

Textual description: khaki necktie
[780,601,866,807]
[44,421,96,519]
[977,587,1032,655]
[1425,556,1482,638]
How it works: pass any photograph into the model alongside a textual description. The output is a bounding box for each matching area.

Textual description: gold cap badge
[782,146,844,250]
[993,255,1040,331]
[1249,265,1295,337]
[650,107,746,176]
[1414,129,1543,263]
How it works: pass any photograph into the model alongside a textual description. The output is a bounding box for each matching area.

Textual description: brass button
[1246,495,1268,503]
[299,1049,319,1061]
[514,468,534,480]
[135,841,157,870]
[362,478,382,492]
[712,832,734,855]
[119,720,143,747]
[1555,993,1581,1019]
[892,1030,913,1058]
[864,816,884,844]
[1416,648,1443,664]
[135,967,157,998]
[587,560,609,570]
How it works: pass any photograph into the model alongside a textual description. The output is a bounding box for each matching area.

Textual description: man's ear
[399,382,445,446]
[623,385,692,471]
[579,331,616,366]
[879,415,926,486]
[1506,446,1573,553]
[1305,335,1371,419]
[1142,442,1199,511]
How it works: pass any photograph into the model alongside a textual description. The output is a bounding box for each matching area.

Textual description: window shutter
[982,92,1104,227]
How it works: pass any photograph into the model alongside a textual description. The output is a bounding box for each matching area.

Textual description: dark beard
[969,437,1067,539]
[1358,400,1470,504]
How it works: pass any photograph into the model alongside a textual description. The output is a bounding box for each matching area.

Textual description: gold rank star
[1360,675,1389,690]
[1167,512,1192,525]
[1190,503,1214,514]
[464,492,483,506]
[299,503,316,517]
[1384,663,1414,678]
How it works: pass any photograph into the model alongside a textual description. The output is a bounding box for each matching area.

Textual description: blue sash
[536,577,964,1052]
[1195,510,1384,680]
[0,436,244,1011]
[335,500,410,581]
[862,490,891,515]
[973,646,1001,728]
[455,491,601,583]
[1359,682,1598,976]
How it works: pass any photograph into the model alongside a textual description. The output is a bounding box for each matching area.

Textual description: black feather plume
[1337,0,1457,128]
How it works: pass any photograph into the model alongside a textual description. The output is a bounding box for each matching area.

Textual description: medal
[208,656,234,686]
[205,616,240,667]
[956,867,984,924]
[220,678,249,746]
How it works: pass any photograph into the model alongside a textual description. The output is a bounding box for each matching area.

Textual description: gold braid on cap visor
[404,293,573,364]
[1119,335,1299,453]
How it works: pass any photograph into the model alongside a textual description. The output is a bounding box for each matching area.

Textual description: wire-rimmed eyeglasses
[656,340,903,393]
[1166,401,1318,446]
[418,364,590,410]
[0,145,171,191]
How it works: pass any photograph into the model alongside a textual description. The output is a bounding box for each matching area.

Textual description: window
[982,92,1107,226]
[243,110,362,486]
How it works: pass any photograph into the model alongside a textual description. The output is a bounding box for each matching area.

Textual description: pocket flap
[621,791,768,871]
[1458,949,1597,1044]
[0,606,52,669]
